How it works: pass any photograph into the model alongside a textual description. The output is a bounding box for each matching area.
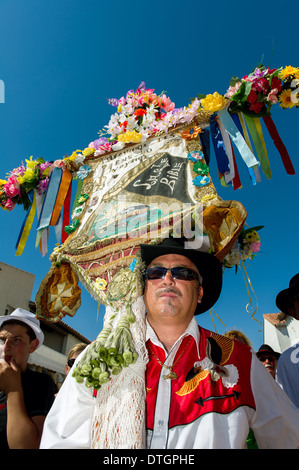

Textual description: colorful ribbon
[217,107,260,173]
[62,181,72,243]
[50,168,72,226]
[262,115,295,175]
[15,190,36,256]
[36,167,62,231]
[243,115,272,180]
[198,128,211,165]
[209,118,230,180]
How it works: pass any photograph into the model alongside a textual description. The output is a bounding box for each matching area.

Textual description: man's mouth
[4,355,12,363]
[157,288,181,298]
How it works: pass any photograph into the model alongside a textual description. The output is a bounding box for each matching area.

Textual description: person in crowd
[65,343,87,375]
[40,238,299,449]
[275,274,299,407]
[224,329,252,348]
[256,344,280,379]
[0,308,55,448]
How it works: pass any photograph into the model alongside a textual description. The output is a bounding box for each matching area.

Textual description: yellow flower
[118,130,143,143]
[83,147,95,157]
[279,89,295,109]
[25,156,38,169]
[94,277,107,291]
[0,179,7,187]
[201,92,226,112]
[17,175,25,184]
[23,168,36,182]
[279,66,299,81]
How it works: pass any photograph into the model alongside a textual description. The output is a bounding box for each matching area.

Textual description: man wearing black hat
[276,274,299,408]
[256,344,280,379]
[40,239,299,449]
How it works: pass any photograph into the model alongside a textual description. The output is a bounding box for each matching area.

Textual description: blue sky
[0,0,298,350]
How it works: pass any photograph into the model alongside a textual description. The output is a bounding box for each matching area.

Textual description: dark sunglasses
[145,266,199,281]
[67,358,76,368]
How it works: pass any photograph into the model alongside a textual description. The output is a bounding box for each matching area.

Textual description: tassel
[262,115,295,175]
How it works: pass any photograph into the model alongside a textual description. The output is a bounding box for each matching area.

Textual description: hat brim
[276,289,291,315]
[140,240,223,315]
[256,349,280,359]
[0,314,44,348]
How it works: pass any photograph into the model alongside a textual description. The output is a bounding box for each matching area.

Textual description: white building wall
[0,261,35,314]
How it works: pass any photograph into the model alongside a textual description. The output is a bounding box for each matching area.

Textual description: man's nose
[161,269,175,284]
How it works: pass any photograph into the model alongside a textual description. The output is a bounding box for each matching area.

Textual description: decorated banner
[1,65,298,448]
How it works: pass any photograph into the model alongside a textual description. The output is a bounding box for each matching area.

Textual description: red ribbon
[230,138,242,190]
[262,116,295,175]
[62,181,72,243]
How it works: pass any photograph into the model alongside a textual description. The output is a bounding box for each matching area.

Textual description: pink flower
[3,198,15,211]
[49,160,65,175]
[94,142,113,156]
[3,176,21,198]
[250,242,261,253]
[267,88,279,103]
[161,94,175,112]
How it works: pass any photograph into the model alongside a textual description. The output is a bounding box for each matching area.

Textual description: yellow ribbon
[16,192,36,256]
[240,258,262,328]
[209,307,226,333]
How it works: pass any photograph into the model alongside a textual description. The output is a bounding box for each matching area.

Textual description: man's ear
[197,285,204,304]
[29,338,39,354]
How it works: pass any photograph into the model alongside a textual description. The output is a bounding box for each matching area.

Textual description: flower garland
[1,66,297,214]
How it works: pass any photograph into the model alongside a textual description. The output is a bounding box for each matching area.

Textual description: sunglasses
[67,358,76,368]
[145,266,199,282]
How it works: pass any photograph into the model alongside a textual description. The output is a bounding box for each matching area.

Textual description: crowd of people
[1,238,299,449]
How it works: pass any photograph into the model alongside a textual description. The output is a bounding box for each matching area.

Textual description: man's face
[259,354,278,379]
[0,323,38,371]
[144,253,203,326]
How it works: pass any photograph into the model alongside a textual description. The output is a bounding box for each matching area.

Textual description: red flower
[271,76,282,92]
[249,101,264,113]
[134,108,147,117]
[247,89,258,103]
[255,78,270,95]
[120,120,128,131]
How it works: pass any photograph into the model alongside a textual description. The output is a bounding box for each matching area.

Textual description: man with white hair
[0,308,55,448]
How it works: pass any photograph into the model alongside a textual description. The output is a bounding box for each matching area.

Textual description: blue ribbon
[231,113,257,185]
[198,128,211,165]
[217,107,259,171]
[209,118,230,176]
[37,167,62,231]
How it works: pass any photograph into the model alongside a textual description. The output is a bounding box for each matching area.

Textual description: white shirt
[40,318,299,449]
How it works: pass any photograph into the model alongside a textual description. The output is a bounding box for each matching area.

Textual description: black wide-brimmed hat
[276,273,299,316]
[256,344,281,360]
[140,237,223,315]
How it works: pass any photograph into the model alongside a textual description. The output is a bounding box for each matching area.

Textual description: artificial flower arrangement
[0,151,87,212]
[223,226,264,270]
[221,64,299,116]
